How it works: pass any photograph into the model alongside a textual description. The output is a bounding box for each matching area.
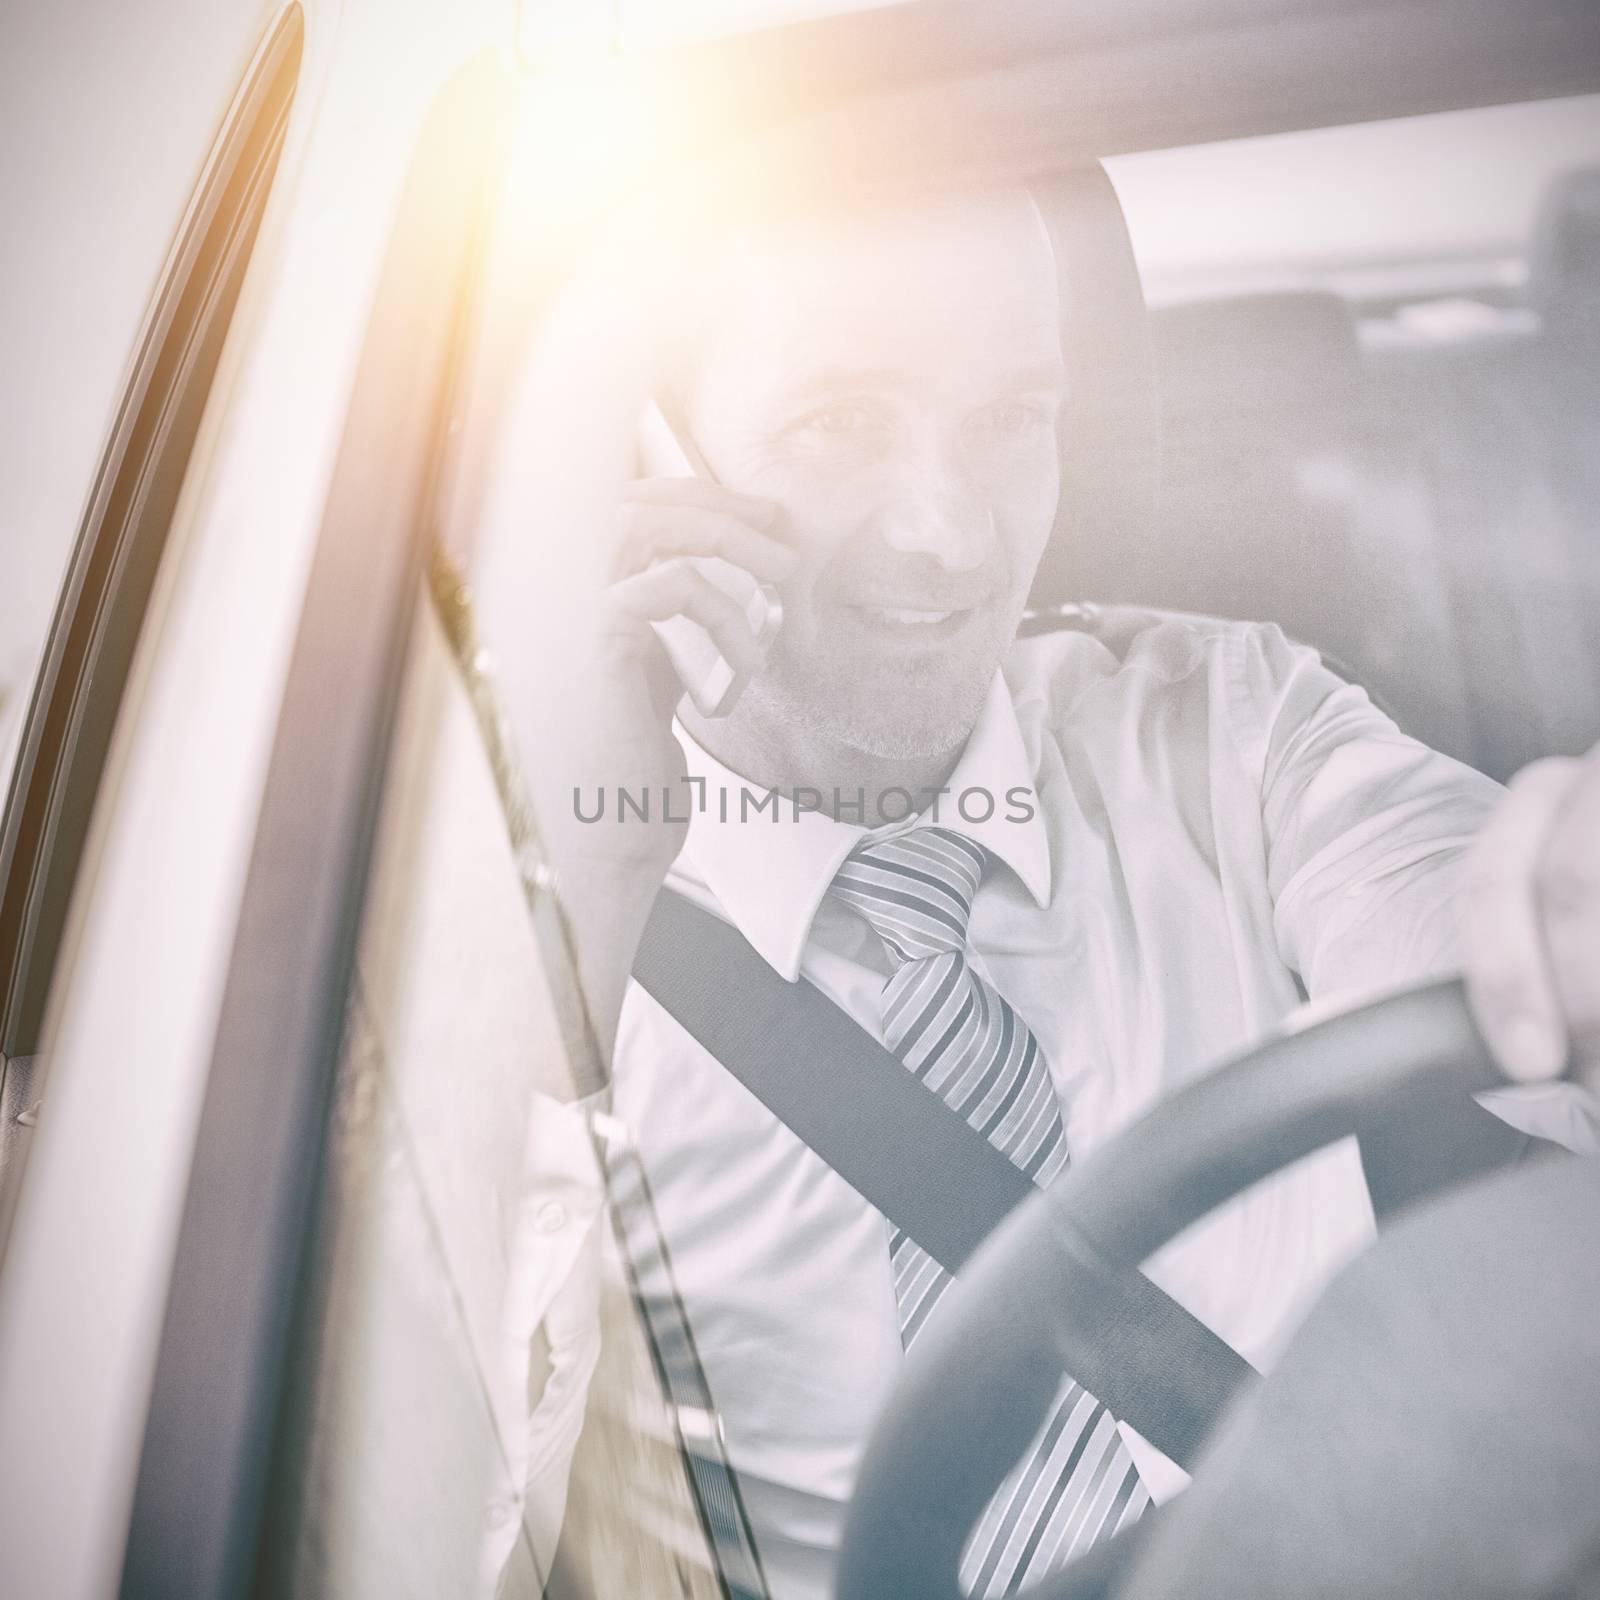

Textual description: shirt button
[535,1200,568,1234]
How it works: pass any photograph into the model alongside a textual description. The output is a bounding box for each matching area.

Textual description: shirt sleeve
[1224,623,1599,1150]
[1224,622,1501,1001]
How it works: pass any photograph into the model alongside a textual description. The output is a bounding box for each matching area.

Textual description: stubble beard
[748,637,998,765]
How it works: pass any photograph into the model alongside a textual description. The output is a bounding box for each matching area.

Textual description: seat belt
[631,885,1254,1469]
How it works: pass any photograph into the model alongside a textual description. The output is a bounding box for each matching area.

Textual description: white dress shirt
[607,612,1595,1600]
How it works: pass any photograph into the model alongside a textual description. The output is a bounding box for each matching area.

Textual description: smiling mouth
[843,600,983,640]
[860,605,959,625]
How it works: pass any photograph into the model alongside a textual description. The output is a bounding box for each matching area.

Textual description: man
[516,186,1599,1597]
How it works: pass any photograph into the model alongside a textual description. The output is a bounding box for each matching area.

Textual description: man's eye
[966,401,1051,444]
[794,403,875,439]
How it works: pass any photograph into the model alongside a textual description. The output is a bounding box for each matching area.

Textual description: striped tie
[831,826,1148,1595]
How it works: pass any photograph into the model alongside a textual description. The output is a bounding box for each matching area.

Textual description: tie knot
[830,826,986,964]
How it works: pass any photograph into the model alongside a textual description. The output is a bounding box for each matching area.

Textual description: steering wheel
[834,978,1512,1600]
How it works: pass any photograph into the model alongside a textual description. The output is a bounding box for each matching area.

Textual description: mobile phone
[641,395,783,719]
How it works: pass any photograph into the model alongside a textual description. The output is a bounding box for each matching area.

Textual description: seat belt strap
[631,885,1254,1468]
[634,885,1033,1275]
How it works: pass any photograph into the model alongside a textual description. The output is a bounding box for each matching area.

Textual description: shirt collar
[672,673,1051,981]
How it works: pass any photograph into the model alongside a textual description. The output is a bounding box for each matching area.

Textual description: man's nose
[876,451,994,572]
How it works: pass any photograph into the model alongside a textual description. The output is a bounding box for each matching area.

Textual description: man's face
[682,188,1065,760]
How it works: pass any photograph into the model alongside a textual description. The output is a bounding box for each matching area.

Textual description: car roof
[620,0,1600,186]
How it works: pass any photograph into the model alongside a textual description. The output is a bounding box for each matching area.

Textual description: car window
[197,68,1600,1600]
[1108,96,1600,303]
[1095,96,1600,777]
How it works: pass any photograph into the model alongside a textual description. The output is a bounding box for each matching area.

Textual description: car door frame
[0,4,306,1212]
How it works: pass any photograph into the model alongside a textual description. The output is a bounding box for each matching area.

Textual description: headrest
[1150,291,1364,416]
[1027,165,1160,614]
[1528,164,1600,342]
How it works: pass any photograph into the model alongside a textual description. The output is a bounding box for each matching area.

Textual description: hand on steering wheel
[1462,743,1600,1093]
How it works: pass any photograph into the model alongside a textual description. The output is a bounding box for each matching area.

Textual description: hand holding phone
[637,397,784,719]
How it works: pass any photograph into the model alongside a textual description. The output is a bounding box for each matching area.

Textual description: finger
[1534,751,1600,1083]
[1460,756,1581,1080]
[617,501,797,585]
[624,476,782,528]
[606,559,770,678]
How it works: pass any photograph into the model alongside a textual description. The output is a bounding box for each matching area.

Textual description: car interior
[1060,156,1600,783]
[0,3,1596,1598]
[303,95,1598,1598]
